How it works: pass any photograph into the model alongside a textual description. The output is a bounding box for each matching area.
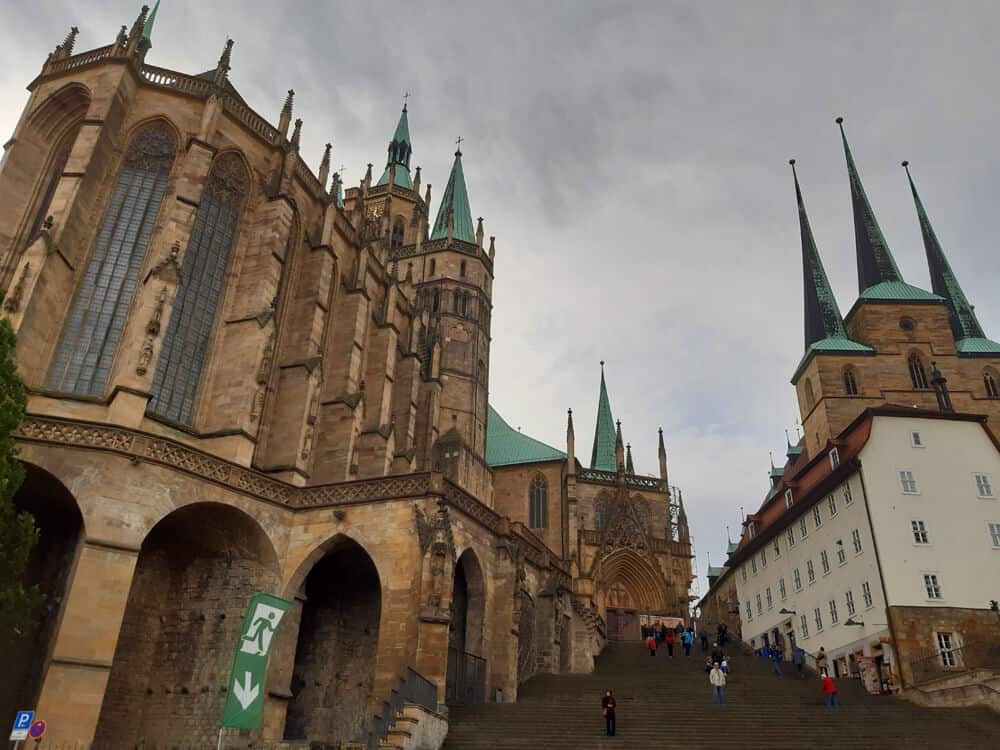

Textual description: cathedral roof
[590,363,617,472]
[142,0,160,40]
[430,149,476,244]
[376,106,414,190]
[486,405,566,468]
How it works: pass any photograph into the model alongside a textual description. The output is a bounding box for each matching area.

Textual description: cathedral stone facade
[0,9,692,748]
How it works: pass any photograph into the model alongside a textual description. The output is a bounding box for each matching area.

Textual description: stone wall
[888,605,1000,687]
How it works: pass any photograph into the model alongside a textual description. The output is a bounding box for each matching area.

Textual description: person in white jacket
[710,661,727,704]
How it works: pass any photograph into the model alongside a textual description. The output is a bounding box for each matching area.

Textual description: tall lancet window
[529,474,548,529]
[27,124,79,244]
[843,367,859,396]
[908,353,929,390]
[148,152,249,425]
[47,123,176,396]
[985,369,1000,399]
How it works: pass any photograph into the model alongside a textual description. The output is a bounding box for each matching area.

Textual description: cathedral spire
[658,427,669,489]
[590,361,617,472]
[625,443,634,475]
[837,117,904,293]
[142,0,160,41]
[376,103,414,190]
[566,408,576,474]
[430,143,476,244]
[903,161,994,350]
[614,420,625,473]
[791,159,850,350]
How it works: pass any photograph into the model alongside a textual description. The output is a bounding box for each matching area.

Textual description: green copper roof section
[837,118,904,293]
[955,337,1000,357]
[376,106,414,189]
[903,161,988,345]
[336,175,344,209]
[707,565,726,579]
[791,335,876,384]
[726,541,739,556]
[430,150,476,243]
[590,364,617,472]
[857,280,942,302]
[791,160,854,351]
[486,405,566,467]
[142,0,159,40]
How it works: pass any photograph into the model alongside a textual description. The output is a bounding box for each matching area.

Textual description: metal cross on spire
[455,136,463,154]
[403,91,410,107]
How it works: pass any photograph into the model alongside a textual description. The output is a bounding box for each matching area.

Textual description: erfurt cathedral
[0,6,693,748]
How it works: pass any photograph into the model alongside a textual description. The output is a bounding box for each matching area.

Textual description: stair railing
[369,667,439,749]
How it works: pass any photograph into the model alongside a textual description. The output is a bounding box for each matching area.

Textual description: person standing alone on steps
[710,661,726,704]
[772,642,784,676]
[822,674,839,709]
[602,690,617,735]
[647,633,657,656]
[793,645,806,678]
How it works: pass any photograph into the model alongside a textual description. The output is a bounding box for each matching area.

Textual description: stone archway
[446,549,486,704]
[93,502,280,748]
[283,536,381,744]
[0,464,84,728]
[516,592,537,684]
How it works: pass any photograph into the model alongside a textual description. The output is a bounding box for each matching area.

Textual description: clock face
[366,203,385,220]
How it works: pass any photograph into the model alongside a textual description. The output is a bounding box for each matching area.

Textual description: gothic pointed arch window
[529,474,548,529]
[908,353,930,390]
[594,492,613,532]
[148,152,249,425]
[460,260,466,277]
[429,258,436,276]
[432,288,440,313]
[47,122,177,396]
[985,368,1000,399]
[843,367,859,396]
[391,217,404,248]
[26,123,80,244]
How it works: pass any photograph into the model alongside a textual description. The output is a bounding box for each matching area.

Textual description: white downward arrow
[233,671,260,710]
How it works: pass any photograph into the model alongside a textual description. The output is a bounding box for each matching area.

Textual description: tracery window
[391,218,404,248]
[984,369,1000,399]
[47,123,176,396]
[27,125,78,243]
[908,353,929,390]
[843,367,859,396]
[529,474,548,529]
[148,152,249,425]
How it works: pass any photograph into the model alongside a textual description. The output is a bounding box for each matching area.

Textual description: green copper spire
[430,145,476,244]
[903,161,1000,355]
[791,159,851,349]
[376,104,413,190]
[142,0,159,40]
[837,117,904,293]
[590,361,617,472]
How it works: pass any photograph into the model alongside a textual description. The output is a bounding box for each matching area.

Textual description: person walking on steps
[710,661,726,704]
[647,633,657,656]
[682,628,693,656]
[665,629,676,657]
[711,642,724,666]
[793,645,806,678]
[816,646,829,677]
[822,674,839,709]
[602,690,617,735]
[700,631,709,652]
[772,643,784,676]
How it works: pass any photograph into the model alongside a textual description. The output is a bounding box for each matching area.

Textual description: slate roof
[486,405,565,468]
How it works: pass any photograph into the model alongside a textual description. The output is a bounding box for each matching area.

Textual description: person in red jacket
[822,674,839,709]
[647,634,657,656]
[665,629,676,657]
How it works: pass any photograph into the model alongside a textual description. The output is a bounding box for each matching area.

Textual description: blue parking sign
[9,710,34,741]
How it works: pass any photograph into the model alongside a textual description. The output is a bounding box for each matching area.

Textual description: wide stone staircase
[443,641,1000,749]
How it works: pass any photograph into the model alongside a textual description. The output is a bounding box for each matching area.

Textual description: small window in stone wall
[529,475,548,529]
[908,353,930,390]
[843,368,859,396]
[985,369,1000,399]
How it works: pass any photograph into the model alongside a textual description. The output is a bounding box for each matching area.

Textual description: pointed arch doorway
[446,549,486,704]
[604,582,640,641]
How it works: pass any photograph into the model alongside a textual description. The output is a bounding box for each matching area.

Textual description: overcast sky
[2,1,999,597]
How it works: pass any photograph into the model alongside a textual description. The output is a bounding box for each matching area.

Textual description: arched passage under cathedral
[94,502,281,748]
[446,548,486,704]
[0,464,84,728]
[283,536,382,745]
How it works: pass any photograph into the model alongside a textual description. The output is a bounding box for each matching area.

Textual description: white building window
[937,632,959,667]
[787,527,796,547]
[845,590,856,616]
[761,549,767,568]
[911,431,924,448]
[814,607,823,631]
[924,574,943,600]
[751,558,757,575]
[990,522,1000,548]
[799,517,808,538]
[779,578,787,600]
[820,550,830,575]
[800,613,809,638]
[793,568,802,591]
[748,521,757,538]
[746,600,752,620]
[912,520,930,544]
[807,560,816,583]
[813,506,823,528]
[829,599,839,625]
[830,447,840,469]
[836,540,846,565]
[862,580,873,608]
[756,593,763,615]
[766,587,773,609]
[843,482,854,505]
[975,474,994,498]
[742,567,748,582]
[899,470,919,494]
[785,488,794,508]
[851,529,863,554]
[773,538,781,558]
[828,494,838,517]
